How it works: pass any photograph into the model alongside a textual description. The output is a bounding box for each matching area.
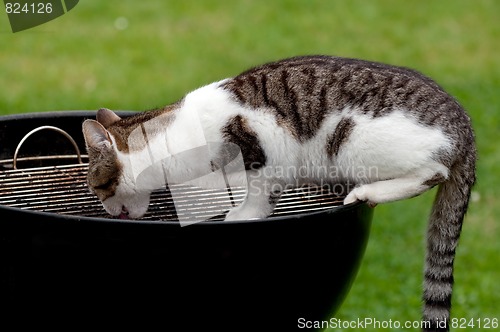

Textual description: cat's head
[82,108,151,219]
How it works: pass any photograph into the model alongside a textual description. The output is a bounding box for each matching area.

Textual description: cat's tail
[422,145,476,331]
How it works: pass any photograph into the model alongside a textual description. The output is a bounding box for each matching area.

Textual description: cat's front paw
[344,186,377,208]
[344,187,366,205]
[224,204,271,221]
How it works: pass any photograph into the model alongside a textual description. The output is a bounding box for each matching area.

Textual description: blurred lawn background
[1,1,499,330]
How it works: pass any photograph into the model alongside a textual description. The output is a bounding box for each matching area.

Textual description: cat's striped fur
[83,55,476,331]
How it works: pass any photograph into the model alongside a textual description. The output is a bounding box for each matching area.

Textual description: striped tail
[422,149,476,331]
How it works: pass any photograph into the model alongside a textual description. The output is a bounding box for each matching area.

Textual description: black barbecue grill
[0,111,373,331]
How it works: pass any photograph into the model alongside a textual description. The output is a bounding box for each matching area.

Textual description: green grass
[1,1,499,330]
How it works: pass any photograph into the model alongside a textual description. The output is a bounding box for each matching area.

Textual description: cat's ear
[97,108,121,128]
[82,119,113,150]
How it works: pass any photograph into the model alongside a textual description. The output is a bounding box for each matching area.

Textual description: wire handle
[13,125,82,169]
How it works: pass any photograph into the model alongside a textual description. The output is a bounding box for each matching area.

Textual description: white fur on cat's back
[338,111,450,180]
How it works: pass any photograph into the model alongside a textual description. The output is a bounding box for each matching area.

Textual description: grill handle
[13,125,83,169]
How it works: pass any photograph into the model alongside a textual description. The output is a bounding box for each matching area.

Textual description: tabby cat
[82,55,476,331]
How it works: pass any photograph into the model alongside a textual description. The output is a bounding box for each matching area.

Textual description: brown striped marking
[326,117,355,157]
[221,115,267,170]
[222,55,467,146]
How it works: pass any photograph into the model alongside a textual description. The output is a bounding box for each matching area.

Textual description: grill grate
[0,162,346,222]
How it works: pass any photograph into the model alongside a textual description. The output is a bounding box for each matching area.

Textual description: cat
[82,55,476,331]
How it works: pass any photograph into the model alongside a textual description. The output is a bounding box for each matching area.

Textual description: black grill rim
[0,198,363,225]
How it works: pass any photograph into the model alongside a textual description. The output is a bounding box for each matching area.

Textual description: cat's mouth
[118,206,130,220]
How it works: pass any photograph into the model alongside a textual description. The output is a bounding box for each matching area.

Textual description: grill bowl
[0,111,372,330]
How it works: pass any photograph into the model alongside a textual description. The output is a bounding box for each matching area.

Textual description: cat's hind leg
[344,170,447,206]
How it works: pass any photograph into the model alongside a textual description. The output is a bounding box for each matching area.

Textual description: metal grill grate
[0,162,346,222]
